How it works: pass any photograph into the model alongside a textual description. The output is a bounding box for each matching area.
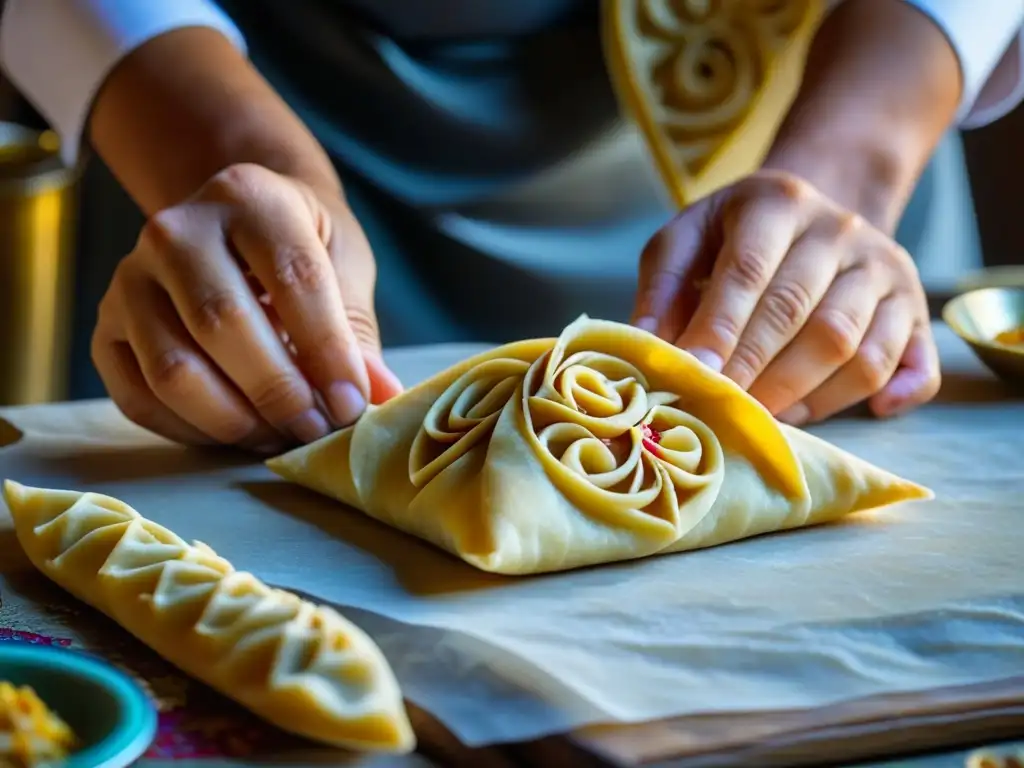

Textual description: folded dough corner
[1,479,416,754]
[267,317,932,575]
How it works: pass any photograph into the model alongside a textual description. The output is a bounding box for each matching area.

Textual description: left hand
[632,170,941,425]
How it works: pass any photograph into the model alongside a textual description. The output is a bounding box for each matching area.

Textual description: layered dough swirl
[1,481,414,753]
[270,317,931,575]
[603,0,823,206]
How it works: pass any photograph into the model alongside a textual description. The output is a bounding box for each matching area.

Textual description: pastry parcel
[269,317,931,575]
[2,481,414,753]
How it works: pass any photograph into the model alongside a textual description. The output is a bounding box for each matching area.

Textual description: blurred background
[0,52,1021,407]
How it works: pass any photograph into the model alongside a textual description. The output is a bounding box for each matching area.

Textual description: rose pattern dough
[523,341,725,539]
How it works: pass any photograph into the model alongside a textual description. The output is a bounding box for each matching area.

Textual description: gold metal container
[0,123,79,406]
[956,266,1024,294]
[942,287,1024,388]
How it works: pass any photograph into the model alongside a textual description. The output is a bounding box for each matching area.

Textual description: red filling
[641,423,662,457]
[600,424,663,460]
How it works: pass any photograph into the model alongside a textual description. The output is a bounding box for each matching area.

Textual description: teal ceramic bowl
[0,642,157,767]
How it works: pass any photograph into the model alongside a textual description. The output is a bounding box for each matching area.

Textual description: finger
[869,321,941,417]
[328,205,406,408]
[92,322,214,446]
[789,294,914,424]
[748,263,889,417]
[228,176,370,427]
[676,194,805,371]
[142,213,330,444]
[721,230,840,389]
[329,206,388,357]
[632,209,716,341]
[121,274,287,453]
[265,292,402,406]
[365,353,404,404]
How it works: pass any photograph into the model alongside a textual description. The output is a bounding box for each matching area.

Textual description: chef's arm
[0,0,341,217]
[88,27,342,216]
[762,0,1024,233]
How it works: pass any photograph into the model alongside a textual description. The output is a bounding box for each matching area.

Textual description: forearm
[762,0,962,233]
[89,26,341,217]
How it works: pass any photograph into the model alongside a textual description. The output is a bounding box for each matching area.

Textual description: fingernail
[874,397,906,418]
[873,373,924,417]
[886,377,920,401]
[687,347,724,372]
[287,409,331,443]
[778,403,810,426]
[326,381,367,427]
[253,441,288,456]
[634,316,658,334]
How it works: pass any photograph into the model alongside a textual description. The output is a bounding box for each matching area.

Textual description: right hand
[92,163,403,454]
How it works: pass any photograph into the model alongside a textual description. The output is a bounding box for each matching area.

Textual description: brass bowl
[942,287,1024,386]
[956,266,1024,293]
[0,122,78,406]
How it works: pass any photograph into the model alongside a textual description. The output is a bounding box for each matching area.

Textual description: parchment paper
[1,324,1022,748]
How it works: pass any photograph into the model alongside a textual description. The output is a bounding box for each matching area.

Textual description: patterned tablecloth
[3,587,1024,768]
[1,574,298,763]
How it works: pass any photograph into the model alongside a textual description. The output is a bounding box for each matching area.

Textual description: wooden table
[1,323,1022,768]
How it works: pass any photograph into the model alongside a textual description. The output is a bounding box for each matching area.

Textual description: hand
[92,163,403,453]
[632,170,940,425]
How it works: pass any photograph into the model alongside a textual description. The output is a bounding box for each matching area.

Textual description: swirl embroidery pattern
[0,629,71,647]
[625,0,814,176]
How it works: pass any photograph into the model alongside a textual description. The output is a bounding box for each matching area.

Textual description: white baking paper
[1,325,1022,747]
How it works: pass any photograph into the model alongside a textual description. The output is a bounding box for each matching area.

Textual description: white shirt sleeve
[826,0,1024,128]
[0,0,246,167]
[903,0,1024,128]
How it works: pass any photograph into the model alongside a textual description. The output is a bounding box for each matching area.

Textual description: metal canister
[0,122,79,405]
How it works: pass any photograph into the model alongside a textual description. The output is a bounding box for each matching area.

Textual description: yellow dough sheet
[0,324,1021,748]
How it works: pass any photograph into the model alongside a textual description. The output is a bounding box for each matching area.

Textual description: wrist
[90,26,343,216]
[760,0,962,233]
[761,129,916,234]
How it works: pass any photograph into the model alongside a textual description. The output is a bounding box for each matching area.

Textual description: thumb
[632,204,717,341]
[340,279,404,405]
[364,352,404,404]
[327,203,404,405]
[869,323,941,418]
[342,299,404,405]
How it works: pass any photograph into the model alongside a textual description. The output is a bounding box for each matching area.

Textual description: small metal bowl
[0,642,157,768]
[956,266,1024,293]
[942,287,1024,386]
